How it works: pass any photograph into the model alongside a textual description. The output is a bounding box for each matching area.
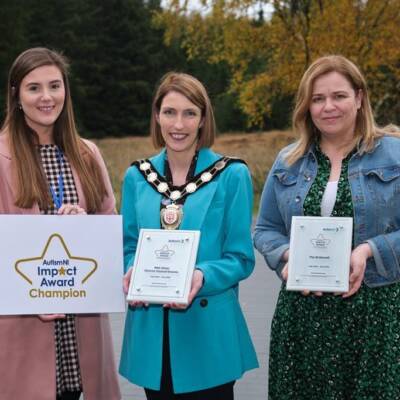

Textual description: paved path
[110,251,281,400]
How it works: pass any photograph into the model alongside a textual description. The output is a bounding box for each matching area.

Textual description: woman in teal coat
[120,72,258,399]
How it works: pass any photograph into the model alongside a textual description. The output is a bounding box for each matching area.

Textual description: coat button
[200,299,208,308]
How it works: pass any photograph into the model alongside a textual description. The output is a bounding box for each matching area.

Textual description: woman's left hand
[342,243,372,298]
[164,269,204,310]
[57,204,86,215]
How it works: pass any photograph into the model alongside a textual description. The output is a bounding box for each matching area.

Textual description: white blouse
[321,180,338,217]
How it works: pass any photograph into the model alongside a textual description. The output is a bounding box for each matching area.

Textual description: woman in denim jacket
[254,55,400,399]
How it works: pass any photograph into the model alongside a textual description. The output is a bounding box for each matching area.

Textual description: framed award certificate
[287,216,353,292]
[127,229,200,304]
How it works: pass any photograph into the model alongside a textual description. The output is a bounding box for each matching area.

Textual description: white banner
[0,215,125,315]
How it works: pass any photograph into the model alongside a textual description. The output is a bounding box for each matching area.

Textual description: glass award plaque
[287,216,353,292]
[127,229,200,304]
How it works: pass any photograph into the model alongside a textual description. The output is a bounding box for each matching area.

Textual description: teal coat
[119,148,258,393]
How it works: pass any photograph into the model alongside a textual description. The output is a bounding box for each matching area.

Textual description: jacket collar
[306,137,382,160]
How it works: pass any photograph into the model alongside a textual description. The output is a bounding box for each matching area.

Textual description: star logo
[310,234,331,249]
[155,245,175,260]
[15,233,97,285]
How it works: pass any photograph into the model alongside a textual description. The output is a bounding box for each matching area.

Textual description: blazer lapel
[137,150,166,229]
[181,181,218,230]
[137,181,162,228]
[180,148,220,230]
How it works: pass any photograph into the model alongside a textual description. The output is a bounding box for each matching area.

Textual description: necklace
[134,155,246,230]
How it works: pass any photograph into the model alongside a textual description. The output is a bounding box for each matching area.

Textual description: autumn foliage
[155,0,400,127]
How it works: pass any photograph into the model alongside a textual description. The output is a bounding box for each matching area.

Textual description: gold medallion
[160,204,183,230]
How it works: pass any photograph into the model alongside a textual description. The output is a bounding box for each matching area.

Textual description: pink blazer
[0,134,121,400]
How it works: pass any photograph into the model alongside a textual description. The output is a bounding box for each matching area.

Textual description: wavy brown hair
[286,55,388,165]
[150,72,216,149]
[1,47,107,212]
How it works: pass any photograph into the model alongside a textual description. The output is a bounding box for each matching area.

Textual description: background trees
[0,0,399,136]
[157,0,400,128]
[0,0,245,136]
[1,0,177,136]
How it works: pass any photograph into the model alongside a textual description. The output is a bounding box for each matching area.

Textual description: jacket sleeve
[121,166,139,272]
[361,138,400,283]
[196,163,255,296]
[367,233,400,280]
[253,156,290,280]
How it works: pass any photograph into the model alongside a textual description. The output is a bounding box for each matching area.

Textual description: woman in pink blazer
[0,48,120,400]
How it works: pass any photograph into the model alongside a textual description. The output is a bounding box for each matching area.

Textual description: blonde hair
[2,47,107,212]
[150,72,216,149]
[286,55,387,165]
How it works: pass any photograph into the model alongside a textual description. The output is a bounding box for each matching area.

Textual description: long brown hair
[286,55,387,165]
[1,47,107,212]
[150,72,216,149]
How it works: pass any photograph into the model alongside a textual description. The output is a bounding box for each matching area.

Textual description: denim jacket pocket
[273,170,298,186]
[364,166,400,206]
[364,165,400,182]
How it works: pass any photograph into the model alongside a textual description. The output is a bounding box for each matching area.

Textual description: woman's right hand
[123,267,149,308]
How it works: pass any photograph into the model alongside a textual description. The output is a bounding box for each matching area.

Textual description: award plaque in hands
[287,216,353,293]
[127,229,200,304]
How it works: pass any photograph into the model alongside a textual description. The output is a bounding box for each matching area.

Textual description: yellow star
[15,233,97,285]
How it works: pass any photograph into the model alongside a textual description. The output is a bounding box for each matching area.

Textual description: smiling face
[157,90,203,156]
[309,71,362,142]
[19,65,65,141]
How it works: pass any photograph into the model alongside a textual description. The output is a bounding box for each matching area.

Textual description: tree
[0,0,185,136]
[0,1,31,118]
[23,0,171,137]
[156,0,400,127]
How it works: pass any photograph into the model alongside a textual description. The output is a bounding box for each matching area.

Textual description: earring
[18,103,22,110]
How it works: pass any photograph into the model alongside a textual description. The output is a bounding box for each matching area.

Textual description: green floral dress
[269,147,400,400]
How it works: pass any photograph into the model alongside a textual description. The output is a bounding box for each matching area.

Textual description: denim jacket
[254,135,400,288]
